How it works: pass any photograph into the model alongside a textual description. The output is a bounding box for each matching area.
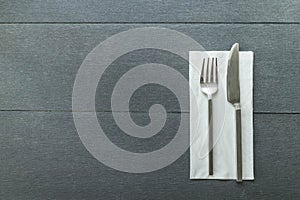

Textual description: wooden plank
[0,111,299,199]
[0,24,299,112]
[0,0,299,23]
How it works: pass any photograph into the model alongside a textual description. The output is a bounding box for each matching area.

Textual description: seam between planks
[0,22,299,25]
[0,110,299,114]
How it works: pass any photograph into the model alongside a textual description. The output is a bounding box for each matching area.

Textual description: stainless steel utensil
[200,57,218,176]
[227,43,243,182]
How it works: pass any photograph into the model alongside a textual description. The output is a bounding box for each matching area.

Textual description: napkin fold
[189,51,254,180]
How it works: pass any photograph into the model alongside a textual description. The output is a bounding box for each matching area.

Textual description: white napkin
[189,51,254,180]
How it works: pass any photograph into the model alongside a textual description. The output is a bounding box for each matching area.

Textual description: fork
[200,57,218,176]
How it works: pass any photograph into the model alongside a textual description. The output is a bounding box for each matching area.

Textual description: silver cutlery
[200,57,218,176]
[227,43,243,182]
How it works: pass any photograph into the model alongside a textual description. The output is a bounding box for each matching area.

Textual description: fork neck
[208,94,213,100]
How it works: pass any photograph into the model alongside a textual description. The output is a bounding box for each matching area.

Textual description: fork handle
[236,108,242,182]
[208,99,213,175]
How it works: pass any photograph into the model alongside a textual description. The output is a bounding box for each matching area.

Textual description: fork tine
[206,58,209,82]
[200,58,205,83]
[210,58,214,82]
[215,58,218,83]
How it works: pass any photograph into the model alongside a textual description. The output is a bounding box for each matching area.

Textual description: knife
[227,43,243,182]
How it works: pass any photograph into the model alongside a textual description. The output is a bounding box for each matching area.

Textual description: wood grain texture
[0,111,299,199]
[0,1,299,198]
[0,0,299,23]
[0,24,299,112]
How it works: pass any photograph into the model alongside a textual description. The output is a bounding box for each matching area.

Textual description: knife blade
[227,43,243,182]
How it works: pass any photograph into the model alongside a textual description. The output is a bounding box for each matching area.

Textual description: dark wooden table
[0,1,299,199]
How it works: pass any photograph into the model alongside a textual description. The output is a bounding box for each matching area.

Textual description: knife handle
[208,99,213,176]
[236,108,242,182]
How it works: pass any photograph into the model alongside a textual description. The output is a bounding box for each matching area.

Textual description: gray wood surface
[0,0,299,23]
[1,24,299,112]
[1,0,299,199]
[0,112,299,199]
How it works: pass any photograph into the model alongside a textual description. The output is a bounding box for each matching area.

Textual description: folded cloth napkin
[189,51,254,180]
